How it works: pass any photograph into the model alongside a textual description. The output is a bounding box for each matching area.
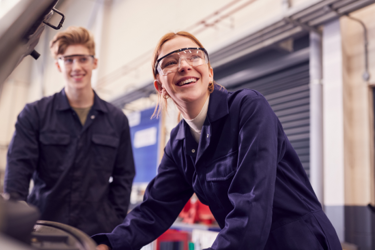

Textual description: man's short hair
[50,26,95,59]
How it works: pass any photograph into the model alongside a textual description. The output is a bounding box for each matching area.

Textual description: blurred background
[0,0,374,249]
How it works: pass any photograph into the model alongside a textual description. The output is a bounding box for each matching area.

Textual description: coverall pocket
[205,150,237,181]
[205,150,237,209]
[39,133,70,145]
[91,134,119,171]
[39,133,71,173]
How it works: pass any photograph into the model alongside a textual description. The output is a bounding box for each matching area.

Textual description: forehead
[159,36,199,58]
[61,44,90,56]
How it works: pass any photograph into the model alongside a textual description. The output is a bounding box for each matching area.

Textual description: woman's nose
[178,58,192,72]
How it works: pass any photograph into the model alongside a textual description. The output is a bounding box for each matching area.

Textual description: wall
[0,0,314,176]
[341,3,375,207]
[93,0,319,101]
[340,4,375,249]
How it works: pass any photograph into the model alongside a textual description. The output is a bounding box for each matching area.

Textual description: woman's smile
[175,77,199,86]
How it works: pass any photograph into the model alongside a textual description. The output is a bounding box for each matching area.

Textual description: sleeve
[108,116,136,221]
[208,92,282,250]
[92,144,194,250]
[4,105,39,201]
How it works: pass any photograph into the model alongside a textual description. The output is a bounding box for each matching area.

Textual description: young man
[4,26,135,236]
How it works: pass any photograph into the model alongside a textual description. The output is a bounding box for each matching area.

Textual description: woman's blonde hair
[50,26,95,59]
[151,31,216,119]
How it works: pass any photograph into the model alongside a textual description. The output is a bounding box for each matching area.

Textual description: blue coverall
[93,86,341,249]
[4,89,135,236]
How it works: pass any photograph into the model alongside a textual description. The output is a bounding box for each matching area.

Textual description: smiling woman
[92,31,341,250]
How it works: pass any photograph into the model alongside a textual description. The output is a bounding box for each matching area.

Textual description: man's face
[56,44,97,92]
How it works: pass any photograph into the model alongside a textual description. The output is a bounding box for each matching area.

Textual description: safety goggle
[154,48,209,76]
[57,54,94,68]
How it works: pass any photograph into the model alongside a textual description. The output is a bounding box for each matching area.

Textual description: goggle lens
[57,55,94,68]
[156,48,208,76]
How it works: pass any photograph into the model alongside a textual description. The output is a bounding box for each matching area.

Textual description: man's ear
[154,79,163,94]
[55,61,62,73]
[93,58,98,69]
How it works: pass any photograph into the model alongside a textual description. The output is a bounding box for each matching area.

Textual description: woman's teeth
[178,78,197,86]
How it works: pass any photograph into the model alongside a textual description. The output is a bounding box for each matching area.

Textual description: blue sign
[128,107,160,183]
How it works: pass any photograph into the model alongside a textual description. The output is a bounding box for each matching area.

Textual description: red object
[155,229,189,250]
[179,198,215,225]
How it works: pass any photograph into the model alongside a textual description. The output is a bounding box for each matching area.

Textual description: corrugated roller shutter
[228,61,310,176]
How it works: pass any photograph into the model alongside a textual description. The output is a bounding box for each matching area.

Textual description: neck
[178,93,209,120]
[65,86,94,108]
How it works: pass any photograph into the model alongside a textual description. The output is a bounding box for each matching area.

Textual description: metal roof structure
[110,0,374,109]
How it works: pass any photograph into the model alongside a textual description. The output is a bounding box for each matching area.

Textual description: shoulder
[25,93,56,109]
[17,93,58,130]
[105,101,127,117]
[213,86,265,106]
[228,88,265,104]
[225,88,270,110]
[20,93,57,118]
[227,88,275,119]
[98,98,129,125]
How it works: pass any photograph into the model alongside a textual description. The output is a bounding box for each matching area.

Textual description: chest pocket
[91,134,119,171]
[205,150,237,209]
[40,133,70,145]
[39,133,71,173]
[206,150,237,181]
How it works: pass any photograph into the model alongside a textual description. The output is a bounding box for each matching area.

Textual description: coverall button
[91,115,95,119]
[192,149,195,153]
[207,134,209,138]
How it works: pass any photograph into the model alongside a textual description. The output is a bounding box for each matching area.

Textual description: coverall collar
[56,88,108,113]
[175,84,229,141]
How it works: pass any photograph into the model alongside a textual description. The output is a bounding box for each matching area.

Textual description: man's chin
[67,82,91,90]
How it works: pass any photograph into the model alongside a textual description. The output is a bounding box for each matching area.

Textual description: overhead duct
[210,0,373,69]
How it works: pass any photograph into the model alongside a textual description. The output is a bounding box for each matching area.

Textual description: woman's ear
[209,67,214,82]
[154,79,163,94]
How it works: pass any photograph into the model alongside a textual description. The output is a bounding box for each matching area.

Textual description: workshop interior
[0,0,374,249]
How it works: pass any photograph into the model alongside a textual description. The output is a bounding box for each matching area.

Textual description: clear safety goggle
[154,48,209,76]
[57,54,94,68]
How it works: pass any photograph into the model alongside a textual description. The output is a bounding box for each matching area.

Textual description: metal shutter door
[228,61,310,177]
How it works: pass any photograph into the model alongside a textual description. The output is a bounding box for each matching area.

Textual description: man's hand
[96,244,110,250]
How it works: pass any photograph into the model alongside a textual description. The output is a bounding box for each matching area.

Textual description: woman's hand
[96,244,110,250]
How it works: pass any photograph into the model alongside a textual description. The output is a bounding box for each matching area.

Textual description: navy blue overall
[93,86,341,250]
